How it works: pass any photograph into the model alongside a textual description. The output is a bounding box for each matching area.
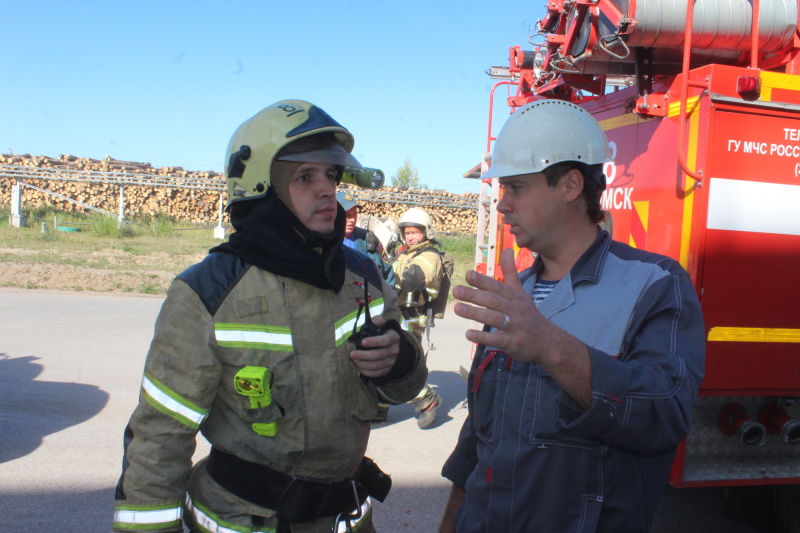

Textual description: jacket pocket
[349,375,378,422]
[340,357,379,422]
[242,402,284,425]
[526,367,601,451]
[473,351,506,443]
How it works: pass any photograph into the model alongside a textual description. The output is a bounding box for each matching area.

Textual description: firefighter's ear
[562,167,585,203]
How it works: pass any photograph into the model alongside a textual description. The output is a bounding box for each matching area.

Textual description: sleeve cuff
[556,346,625,437]
[441,451,475,488]
[371,319,416,385]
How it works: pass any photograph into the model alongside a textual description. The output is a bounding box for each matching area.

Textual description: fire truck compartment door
[700,109,800,392]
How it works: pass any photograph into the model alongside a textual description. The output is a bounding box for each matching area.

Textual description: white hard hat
[482,99,612,184]
[398,207,434,240]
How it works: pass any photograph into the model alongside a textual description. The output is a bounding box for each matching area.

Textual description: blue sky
[1,1,541,194]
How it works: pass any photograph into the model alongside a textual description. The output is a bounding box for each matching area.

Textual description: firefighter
[439,100,705,532]
[337,191,395,287]
[113,99,428,533]
[390,207,444,429]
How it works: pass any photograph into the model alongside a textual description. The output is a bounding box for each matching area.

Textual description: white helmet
[398,207,434,240]
[482,100,612,185]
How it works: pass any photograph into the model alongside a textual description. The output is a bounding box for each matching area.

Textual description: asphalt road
[0,289,764,532]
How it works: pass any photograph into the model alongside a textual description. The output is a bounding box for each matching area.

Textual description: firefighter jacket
[113,248,428,533]
[391,240,443,335]
[441,230,705,533]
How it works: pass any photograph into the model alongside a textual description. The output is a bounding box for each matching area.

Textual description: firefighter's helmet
[398,207,434,241]
[224,99,363,209]
[482,100,612,185]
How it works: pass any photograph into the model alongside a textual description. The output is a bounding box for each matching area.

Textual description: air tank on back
[544,0,798,76]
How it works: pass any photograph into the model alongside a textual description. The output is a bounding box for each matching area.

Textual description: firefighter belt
[206,447,392,523]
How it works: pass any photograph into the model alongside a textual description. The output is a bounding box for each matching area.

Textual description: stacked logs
[1,153,481,233]
[0,153,226,223]
[339,184,479,235]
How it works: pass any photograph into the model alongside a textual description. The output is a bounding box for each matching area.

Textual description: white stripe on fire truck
[707,178,800,236]
[215,323,293,351]
[142,372,209,429]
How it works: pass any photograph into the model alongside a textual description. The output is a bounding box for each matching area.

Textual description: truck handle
[677,0,709,186]
[678,0,762,185]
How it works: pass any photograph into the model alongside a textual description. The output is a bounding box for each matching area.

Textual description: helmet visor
[276,140,363,173]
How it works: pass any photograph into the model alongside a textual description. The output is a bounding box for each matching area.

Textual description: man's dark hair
[542,162,605,224]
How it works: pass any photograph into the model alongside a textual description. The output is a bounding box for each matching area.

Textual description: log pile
[0,153,226,223]
[1,153,481,234]
[338,184,479,235]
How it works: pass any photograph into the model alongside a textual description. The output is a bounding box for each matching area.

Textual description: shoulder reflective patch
[215,323,293,351]
[142,371,209,430]
[113,502,182,530]
[416,255,437,271]
[334,298,385,347]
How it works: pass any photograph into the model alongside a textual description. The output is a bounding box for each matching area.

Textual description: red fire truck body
[473,1,800,495]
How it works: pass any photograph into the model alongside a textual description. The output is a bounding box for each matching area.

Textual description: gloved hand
[401,264,426,293]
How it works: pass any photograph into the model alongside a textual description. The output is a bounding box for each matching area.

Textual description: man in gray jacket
[439,100,705,532]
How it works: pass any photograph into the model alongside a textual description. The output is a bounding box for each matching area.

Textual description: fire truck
[471,0,800,529]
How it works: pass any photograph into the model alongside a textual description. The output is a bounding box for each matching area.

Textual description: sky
[1,1,543,195]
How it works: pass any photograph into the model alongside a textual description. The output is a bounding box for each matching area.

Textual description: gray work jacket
[442,230,705,533]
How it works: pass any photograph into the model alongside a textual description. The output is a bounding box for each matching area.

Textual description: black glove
[401,264,426,293]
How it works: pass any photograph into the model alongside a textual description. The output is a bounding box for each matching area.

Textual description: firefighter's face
[497,172,566,252]
[288,162,338,234]
[403,226,425,246]
[344,206,358,238]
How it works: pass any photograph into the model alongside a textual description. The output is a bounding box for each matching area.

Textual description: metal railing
[0,165,480,211]
[0,164,223,190]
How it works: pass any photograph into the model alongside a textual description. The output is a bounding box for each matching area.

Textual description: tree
[390,158,427,189]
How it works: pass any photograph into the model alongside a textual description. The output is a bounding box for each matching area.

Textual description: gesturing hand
[452,248,553,363]
[453,248,592,409]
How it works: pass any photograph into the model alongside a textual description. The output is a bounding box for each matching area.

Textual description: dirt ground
[0,247,205,294]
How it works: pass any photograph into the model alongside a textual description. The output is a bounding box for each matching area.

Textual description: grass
[0,207,221,294]
[1,207,479,296]
[436,233,476,295]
